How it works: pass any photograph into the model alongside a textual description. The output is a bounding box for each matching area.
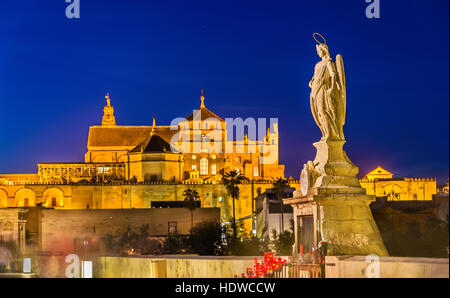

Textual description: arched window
[15,188,36,207]
[200,158,208,175]
[0,189,7,208]
[43,188,65,208]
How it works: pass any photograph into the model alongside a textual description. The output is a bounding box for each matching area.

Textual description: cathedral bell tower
[102,93,117,126]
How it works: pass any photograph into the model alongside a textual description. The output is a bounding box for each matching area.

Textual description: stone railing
[37,162,126,184]
[325,255,449,278]
[19,178,299,186]
[360,177,436,182]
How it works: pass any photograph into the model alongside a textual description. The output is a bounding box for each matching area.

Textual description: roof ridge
[186,106,224,121]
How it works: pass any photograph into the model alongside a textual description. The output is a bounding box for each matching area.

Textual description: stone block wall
[1,181,299,233]
[32,208,219,252]
[96,255,258,278]
[325,255,449,278]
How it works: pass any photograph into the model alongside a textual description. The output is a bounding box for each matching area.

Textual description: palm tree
[273,177,289,233]
[222,170,247,239]
[183,187,200,234]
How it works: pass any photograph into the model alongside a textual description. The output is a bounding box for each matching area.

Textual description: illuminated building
[6,92,284,185]
[0,92,293,233]
[360,166,437,201]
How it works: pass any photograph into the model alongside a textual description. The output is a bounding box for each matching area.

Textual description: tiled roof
[186,107,223,121]
[87,126,178,147]
[131,134,172,153]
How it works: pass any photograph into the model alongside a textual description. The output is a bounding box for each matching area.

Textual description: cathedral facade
[0,95,437,230]
[0,93,291,235]
[35,92,285,185]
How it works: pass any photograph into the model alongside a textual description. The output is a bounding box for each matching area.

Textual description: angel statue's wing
[335,54,346,126]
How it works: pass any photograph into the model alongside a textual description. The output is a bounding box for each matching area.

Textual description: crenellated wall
[360,178,436,201]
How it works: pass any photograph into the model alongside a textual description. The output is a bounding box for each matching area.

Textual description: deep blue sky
[0,0,448,183]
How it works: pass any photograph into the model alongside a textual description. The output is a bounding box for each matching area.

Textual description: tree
[101,224,162,255]
[222,170,247,239]
[183,187,200,234]
[160,235,187,254]
[273,177,289,233]
[270,219,295,256]
[220,219,262,256]
[190,221,223,255]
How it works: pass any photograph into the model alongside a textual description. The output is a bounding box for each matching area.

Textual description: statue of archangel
[309,33,346,141]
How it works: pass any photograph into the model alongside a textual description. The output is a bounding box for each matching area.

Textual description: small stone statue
[102,93,117,126]
[309,33,346,141]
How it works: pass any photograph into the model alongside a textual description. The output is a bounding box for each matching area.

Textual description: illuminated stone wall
[325,255,449,278]
[128,152,184,182]
[359,166,437,201]
[0,209,27,251]
[360,178,436,201]
[0,185,72,209]
[32,208,220,253]
[0,181,300,232]
[96,256,261,278]
[97,255,449,278]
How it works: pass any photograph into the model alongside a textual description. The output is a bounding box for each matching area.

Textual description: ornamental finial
[105,92,111,106]
[102,93,116,126]
[200,89,205,108]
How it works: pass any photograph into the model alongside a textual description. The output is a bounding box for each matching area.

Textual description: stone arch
[15,188,36,207]
[383,184,402,201]
[0,188,8,208]
[42,187,65,208]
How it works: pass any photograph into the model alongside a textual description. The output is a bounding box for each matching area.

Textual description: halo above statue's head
[313,33,330,57]
[313,33,326,45]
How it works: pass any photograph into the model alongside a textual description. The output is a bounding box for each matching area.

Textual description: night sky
[0,1,448,183]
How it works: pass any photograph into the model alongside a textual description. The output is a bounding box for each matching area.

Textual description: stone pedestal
[313,193,387,256]
[285,140,388,256]
[310,140,362,193]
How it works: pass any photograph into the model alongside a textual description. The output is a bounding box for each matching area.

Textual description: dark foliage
[375,207,449,257]
[189,221,223,255]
